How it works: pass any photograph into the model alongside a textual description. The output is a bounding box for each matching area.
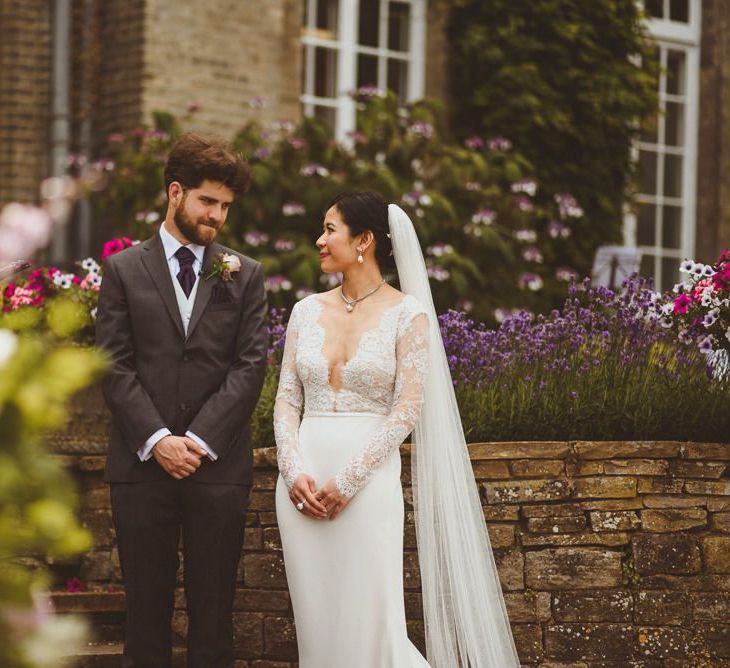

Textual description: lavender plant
[441,276,730,442]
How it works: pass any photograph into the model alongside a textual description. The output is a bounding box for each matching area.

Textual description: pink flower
[66,577,87,593]
[9,286,36,309]
[101,236,135,261]
[673,293,692,315]
[692,278,714,301]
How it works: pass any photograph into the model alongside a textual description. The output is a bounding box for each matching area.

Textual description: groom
[96,133,268,667]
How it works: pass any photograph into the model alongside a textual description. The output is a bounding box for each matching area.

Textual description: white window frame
[301,0,427,142]
[624,0,701,289]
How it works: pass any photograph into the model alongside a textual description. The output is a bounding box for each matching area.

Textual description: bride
[274,192,519,667]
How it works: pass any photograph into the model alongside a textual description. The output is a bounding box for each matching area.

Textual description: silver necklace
[340,279,386,313]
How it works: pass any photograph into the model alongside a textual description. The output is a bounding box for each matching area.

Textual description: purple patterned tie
[175,246,196,298]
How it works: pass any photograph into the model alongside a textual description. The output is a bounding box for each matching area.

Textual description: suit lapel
[140,234,185,339]
[186,243,218,339]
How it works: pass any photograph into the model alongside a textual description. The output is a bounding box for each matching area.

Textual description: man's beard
[174,198,220,247]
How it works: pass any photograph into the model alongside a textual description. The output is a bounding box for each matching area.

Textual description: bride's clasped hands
[287,473,348,519]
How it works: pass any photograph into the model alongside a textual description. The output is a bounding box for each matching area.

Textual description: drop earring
[357,248,364,264]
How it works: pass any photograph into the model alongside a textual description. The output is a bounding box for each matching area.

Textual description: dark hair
[326,191,394,269]
[164,133,250,195]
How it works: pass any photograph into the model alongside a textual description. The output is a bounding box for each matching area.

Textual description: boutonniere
[206,252,241,282]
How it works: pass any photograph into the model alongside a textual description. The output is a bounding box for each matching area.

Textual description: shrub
[448,0,659,278]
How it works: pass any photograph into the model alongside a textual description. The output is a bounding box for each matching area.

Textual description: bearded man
[95,133,268,668]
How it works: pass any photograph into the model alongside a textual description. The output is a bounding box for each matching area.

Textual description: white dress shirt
[137,223,218,462]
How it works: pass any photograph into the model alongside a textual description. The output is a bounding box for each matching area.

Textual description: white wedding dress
[274,292,431,668]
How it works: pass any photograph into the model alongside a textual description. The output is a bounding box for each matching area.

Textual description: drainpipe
[76,0,94,258]
[50,0,71,262]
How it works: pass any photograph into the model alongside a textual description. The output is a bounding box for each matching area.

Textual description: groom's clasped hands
[290,473,350,520]
[152,435,207,479]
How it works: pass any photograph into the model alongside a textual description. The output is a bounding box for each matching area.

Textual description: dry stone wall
[60,440,730,666]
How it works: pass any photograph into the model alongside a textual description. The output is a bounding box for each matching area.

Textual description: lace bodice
[274,293,429,497]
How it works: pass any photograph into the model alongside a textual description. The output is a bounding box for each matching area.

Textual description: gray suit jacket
[95,233,268,484]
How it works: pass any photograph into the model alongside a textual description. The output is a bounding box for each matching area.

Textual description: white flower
[511,179,537,197]
[427,243,453,257]
[660,302,674,316]
[471,209,496,226]
[90,307,98,320]
[427,266,450,281]
[514,229,537,243]
[244,231,269,247]
[556,267,578,282]
[81,258,100,272]
[679,259,695,274]
[691,263,706,277]
[519,273,543,291]
[222,253,241,273]
[698,335,715,353]
[0,329,18,367]
[703,308,720,328]
[282,202,306,217]
[659,316,673,329]
[523,247,544,263]
[53,272,75,289]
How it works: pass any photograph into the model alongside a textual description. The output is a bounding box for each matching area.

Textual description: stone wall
[59,440,730,666]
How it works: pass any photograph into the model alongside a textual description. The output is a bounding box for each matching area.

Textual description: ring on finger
[296,500,305,511]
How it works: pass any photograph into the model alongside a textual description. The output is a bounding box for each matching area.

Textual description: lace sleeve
[274,303,305,489]
[335,308,430,498]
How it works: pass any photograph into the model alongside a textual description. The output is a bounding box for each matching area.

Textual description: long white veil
[388,204,519,667]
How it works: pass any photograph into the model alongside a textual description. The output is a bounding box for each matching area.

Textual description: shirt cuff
[186,430,218,461]
[138,428,171,461]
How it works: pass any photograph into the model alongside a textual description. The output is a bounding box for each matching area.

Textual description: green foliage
[0,299,106,666]
[91,94,592,321]
[448,0,659,276]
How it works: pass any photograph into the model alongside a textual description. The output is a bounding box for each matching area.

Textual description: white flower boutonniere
[206,252,241,282]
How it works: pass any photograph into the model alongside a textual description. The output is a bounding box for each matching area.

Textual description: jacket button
[183,353,190,361]
[180,403,188,411]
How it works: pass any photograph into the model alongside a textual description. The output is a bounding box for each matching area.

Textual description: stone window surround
[300,0,427,142]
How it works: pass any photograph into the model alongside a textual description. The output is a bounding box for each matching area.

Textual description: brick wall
[0,0,51,206]
[140,0,302,139]
[60,439,730,666]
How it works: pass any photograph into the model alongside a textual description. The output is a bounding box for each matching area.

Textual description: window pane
[359,1,380,47]
[316,0,338,38]
[314,105,336,133]
[645,0,664,18]
[662,205,682,249]
[640,254,656,279]
[387,59,408,104]
[669,0,689,23]
[639,150,658,194]
[666,49,686,96]
[661,256,680,291]
[314,47,338,98]
[357,53,379,88]
[637,203,656,246]
[388,2,410,52]
[663,154,683,198]
[664,101,685,147]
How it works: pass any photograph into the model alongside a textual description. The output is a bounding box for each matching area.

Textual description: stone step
[69,642,186,668]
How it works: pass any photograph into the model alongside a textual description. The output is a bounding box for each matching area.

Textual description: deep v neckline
[312,295,406,393]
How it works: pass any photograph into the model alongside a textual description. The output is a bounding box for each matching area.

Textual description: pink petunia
[673,293,692,315]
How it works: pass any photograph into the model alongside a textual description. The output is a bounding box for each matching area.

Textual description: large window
[301,0,426,141]
[625,0,701,290]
